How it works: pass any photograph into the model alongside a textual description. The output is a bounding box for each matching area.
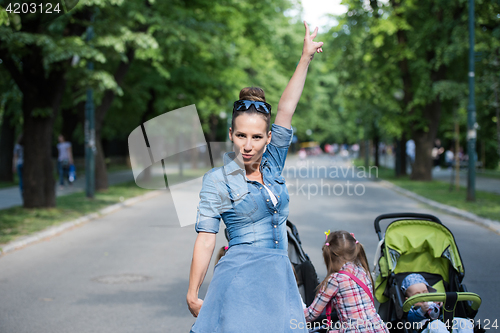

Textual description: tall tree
[0,4,100,207]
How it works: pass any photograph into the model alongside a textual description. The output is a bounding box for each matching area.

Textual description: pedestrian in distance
[56,134,74,189]
[186,21,323,332]
[12,133,24,198]
[304,230,389,333]
[432,138,444,169]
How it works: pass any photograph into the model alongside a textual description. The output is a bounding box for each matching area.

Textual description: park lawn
[357,162,500,221]
[0,180,17,189]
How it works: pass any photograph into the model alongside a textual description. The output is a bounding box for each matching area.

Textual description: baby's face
[405,282,429,298]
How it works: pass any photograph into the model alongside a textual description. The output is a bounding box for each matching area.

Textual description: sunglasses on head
[232,100,272,114]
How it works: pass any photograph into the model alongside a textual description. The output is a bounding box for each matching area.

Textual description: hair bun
[239,87,266,102]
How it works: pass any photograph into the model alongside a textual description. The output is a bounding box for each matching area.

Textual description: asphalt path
[0,155,498,332]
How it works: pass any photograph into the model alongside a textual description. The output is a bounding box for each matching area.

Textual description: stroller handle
[374,213,443,239]
[402,292,481,312]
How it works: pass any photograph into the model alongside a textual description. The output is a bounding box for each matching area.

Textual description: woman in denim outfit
[187,21,323,332]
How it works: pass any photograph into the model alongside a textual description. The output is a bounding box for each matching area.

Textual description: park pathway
[0,155,497,332]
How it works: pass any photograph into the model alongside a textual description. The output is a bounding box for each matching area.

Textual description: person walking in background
[12,133,24,198]
[406,139,415,172]
[432,138,444,169]
[57,134,74,189]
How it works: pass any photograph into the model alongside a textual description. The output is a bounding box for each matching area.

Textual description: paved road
[0,155,498,332]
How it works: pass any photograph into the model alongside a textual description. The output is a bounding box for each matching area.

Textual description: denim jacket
[195,123,293,250]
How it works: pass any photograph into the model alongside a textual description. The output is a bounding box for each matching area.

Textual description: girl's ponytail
[356,242,374,288]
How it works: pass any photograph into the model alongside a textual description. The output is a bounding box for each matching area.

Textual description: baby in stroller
[402,273,473,333]
[372,213,483,333]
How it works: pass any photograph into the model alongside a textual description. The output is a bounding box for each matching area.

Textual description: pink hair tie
[325,243,330,246]
[350,232,359,244]
[224,246,228,250]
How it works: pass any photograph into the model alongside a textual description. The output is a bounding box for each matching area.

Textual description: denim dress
[191,124,307,333]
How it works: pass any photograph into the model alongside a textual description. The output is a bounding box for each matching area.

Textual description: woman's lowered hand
[187,294,203,317]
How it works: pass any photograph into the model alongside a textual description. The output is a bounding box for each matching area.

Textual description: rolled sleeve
[194,173,222,234]
[270,123,293,148]
[264,123,293,174]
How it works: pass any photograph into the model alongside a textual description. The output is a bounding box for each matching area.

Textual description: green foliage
[304,0,499,170]
[1,0,498,175]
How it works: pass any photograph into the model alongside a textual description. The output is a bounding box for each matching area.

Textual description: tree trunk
[208,113,219,143]
[411,130,434,181]
[411,99,441,181]
[22,99,57,207]
[60,101,84,143]
[390,0,413,177]
[94,129,108,191]
[400,133,407,176]
[373,124,380,168]
[358,140,365,163]
[0,110,16,182]
[94,48,135,191]
[494,73,500,162]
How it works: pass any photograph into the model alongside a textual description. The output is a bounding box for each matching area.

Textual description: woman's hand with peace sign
[274,21,324,129]
[302,21,324,60]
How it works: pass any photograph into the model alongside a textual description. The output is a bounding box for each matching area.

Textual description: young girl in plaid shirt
[304,230,389,333]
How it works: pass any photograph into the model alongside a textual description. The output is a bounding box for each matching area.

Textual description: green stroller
[372,213,482,333]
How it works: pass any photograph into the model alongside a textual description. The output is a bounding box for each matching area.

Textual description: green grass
[0,180,17,189]
[353,159,500,221]
[0,181,150,245]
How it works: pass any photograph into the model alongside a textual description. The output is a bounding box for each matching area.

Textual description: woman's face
[229,113,271,170]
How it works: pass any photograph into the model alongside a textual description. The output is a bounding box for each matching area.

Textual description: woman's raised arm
[274,21,323,130]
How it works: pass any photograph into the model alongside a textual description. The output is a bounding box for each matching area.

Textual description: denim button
[274,225,277,228]
[266,199,269,202]
[275,241,278,244]
[274,211,277,213]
